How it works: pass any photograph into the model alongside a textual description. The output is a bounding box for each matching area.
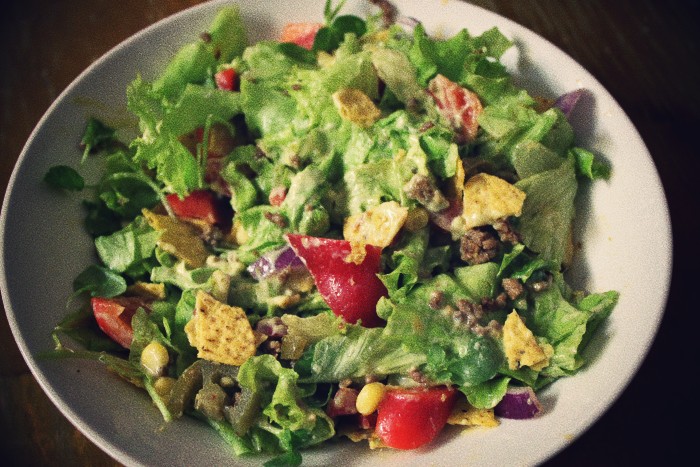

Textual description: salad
[46,1,619,464]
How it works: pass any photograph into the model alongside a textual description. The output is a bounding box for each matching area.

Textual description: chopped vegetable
[375,386,457,450]
[493,386,543,419]
[280,22,323,50]
[140,341,170,376]
[166,189,232,226]
[91,296,150,349]
[214,67,238,91]
[356,382,386,416]
[246,245,304,281]
[285,234,386,327]
[428,74,483,144]
[554,88,585,118]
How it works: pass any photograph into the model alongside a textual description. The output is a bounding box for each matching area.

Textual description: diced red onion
[247,245,304,280]
[494,386,543,419]
[255,317,288,338]
[326,387,359,418]
[429,196,462,232]
[397,15,421,30]
[554,89,585,118]
[358,412,377,430]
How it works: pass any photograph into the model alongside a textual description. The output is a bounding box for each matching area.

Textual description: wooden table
[2,1,697,465]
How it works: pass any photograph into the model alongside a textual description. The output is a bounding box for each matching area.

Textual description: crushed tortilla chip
[343,201,408,248]
[332,88,381,128]
[345,240,368,265]
[126,281,166,300]
[142,208,209,268]
[446,154,466,201]
[447,397,500,428]
[461,173,526,231]
[184,290,256,366]
[503,310,550,371]
[343,430,374,443]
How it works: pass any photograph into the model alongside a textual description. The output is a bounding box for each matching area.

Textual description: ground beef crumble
[481,292,507,312]
[501,277,524,300]
[493,217,521,244]
[455,299,484,328]
[404,173,449,212]
[472,320,503,338]
[459,227,500,264]
[428,290,445,310]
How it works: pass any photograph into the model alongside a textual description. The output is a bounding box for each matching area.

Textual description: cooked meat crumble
[460,227,499,264]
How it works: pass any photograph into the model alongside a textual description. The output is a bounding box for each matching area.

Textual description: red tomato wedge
[280,22,323,50]
[91,296,151,349]
[428,74,483,144]
[375,386,457,450]
[166,189,232,226]
[214,67,238,91]
[285,234,387,327]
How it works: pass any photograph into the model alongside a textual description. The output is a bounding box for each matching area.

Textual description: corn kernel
[140,341,169,377]
[231,218,248,245]
[404,207,429,232]
[153,376,176,398]
[356,382,386,415]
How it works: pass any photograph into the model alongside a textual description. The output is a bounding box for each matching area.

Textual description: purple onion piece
[247,245,304,281]
[247,256,273,281]
[326,387,359,417]
[274,246,304,270]
[255,317,288,338]
[397,15,421,30]
[554,88,585,118]
[494,386,543,419]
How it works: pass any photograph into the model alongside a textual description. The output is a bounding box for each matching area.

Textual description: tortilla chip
[332,88,381,128]
[503,310,550,371]
[461,173,526,231]
[343,201,408,248]
[143,208,209,268]
[447,397,500,428]
[185,290,256,366]
[126,281,166,300]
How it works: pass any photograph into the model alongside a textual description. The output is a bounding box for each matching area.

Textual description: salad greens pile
[47,1,618,464]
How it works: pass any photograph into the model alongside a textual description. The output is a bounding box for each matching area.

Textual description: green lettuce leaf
[524,276,618,378]
[515,154,578,266]
[295,326,426,383]
[153,5,247,99]
[94,216,159,276]
[237,355,335,452]
[384,302,504,387]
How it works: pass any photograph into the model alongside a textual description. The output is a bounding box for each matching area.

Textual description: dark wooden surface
[1,1,698,465]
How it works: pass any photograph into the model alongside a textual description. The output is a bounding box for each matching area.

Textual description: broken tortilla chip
[184,290,256,366]
[143,208,209,268]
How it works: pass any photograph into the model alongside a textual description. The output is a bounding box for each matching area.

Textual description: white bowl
[0,1,672,465]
